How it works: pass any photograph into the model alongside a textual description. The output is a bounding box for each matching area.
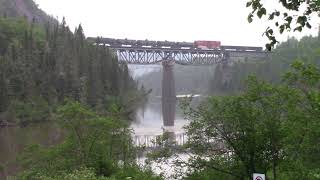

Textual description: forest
[0,8,151,179]
[142,36,320,180]
[0,16,147,126]
[1,0,320,179]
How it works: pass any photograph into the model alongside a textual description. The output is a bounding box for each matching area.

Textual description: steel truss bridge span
[87,37,263,51]
[88,37,268,65]
[113,46,268,65]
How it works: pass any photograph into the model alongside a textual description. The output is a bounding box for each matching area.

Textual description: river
[131,101,192,179]
[0,100,192,179]
[131,102,189,136]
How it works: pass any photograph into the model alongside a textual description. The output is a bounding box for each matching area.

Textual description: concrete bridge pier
[162,60,176,130]
[221,58,232,87]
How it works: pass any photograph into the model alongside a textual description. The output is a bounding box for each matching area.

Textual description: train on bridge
[87,37,263,52]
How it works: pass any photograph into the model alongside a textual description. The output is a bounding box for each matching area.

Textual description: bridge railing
[133,133,227,151]
[133,133,187,148]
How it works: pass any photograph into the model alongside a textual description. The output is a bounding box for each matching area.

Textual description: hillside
[0,17,146,126]
[0,3,150,179]
[208,36,320,95]
[0,0,55,24]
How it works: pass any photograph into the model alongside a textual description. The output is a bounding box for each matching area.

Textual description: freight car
[221,45,263,51]
[194,40,221,49]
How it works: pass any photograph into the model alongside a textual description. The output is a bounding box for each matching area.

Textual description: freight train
[88,37,263,52]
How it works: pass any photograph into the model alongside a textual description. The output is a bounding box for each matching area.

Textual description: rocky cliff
[0,0,55,24]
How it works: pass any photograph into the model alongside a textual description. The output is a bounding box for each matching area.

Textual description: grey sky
[34,0,318,47]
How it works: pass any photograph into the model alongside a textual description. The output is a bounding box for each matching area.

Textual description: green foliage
[17,101,160,179]
[31,166,162,180]
[7,96,51,124]
[0,16,145,125]
[181,61,320,179]
[246,0,319,50]
[28,168,112,180]
[0,8,148,179]
[0,17,44,54]
[185,168,236,180]
[113,165,162,180]
[146,131,179,162]
[184,78,285,179]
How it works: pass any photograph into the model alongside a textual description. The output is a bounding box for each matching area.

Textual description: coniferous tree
[0,17,146,125]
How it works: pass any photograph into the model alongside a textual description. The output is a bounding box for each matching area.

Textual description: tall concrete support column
[162,60,176,128]
[221,55,232,88]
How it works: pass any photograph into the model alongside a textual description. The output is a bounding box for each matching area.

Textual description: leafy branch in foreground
[246,0,320,50]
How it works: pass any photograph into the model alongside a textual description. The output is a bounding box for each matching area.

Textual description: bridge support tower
[162,60,176,130]
[221,57,232,87]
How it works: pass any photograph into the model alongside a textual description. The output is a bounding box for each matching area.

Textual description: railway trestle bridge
[88,37,269,132]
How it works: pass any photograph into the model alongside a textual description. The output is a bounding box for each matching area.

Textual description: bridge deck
[88,37,269,65]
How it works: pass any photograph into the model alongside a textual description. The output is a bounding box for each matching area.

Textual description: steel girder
[114,46,268,65]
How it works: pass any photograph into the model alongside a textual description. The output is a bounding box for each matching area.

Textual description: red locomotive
[194,40,221,49]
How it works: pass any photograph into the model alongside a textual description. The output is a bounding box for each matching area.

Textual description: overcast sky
[34,0,318,47]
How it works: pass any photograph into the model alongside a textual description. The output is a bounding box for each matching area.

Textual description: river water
[131,102,189,136]
[131,101,192,179]
[0,101,191,179]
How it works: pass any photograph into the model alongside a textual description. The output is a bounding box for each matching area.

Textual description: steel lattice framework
[112,46,269,65]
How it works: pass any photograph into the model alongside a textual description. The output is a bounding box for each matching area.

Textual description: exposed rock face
[0,0,56,24]
[14,0,34,21]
